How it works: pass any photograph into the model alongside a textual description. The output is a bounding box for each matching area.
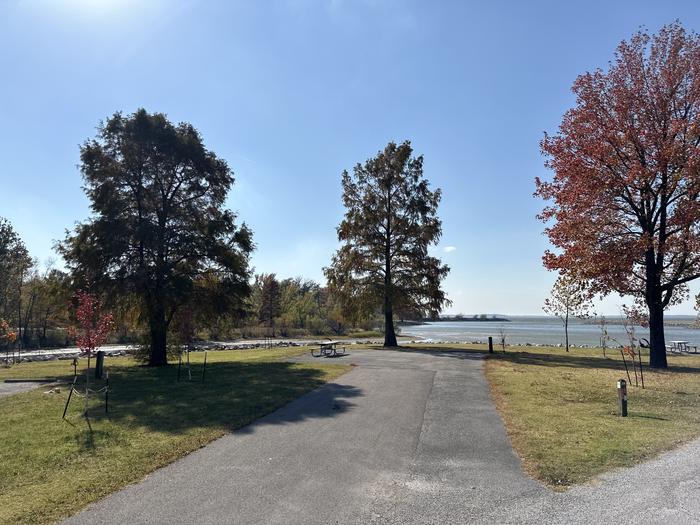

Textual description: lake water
[399,316,700,347]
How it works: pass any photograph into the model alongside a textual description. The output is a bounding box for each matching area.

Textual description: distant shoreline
[400,316,511,326]
[400,316,698,330]
[582,319,700,329]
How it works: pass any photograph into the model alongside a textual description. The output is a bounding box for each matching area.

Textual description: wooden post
[202,351,207,383]
[617,379,628,417]
[488,336,493,354]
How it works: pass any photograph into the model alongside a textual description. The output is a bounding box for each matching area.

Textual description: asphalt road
[0,381,48,398]
[62,348,700,524]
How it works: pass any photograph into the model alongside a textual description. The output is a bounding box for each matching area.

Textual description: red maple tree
[69,291,114,368]
[0,319,16,346]
[536,23,700,369]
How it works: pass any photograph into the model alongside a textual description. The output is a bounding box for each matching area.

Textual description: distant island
[400,314,511,325]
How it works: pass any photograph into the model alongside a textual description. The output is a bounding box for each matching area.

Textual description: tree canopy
[536,23,700,368]
[60,109,253,366]
[0,218,34,346]
[325,141,450,347]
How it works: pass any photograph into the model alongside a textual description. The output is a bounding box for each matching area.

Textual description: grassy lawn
[0,348,350,525]
[485,346,700,488]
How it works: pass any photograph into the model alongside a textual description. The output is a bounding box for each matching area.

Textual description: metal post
[62,376,77,419]
[488,336,493,354]
[617,379,628,417]
[619,349,632,384]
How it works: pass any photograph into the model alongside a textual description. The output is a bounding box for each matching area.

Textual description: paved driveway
[63,348,700,524]
[0,381,47,398]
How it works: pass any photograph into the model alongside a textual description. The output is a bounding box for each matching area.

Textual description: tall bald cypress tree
[325,141,450,347]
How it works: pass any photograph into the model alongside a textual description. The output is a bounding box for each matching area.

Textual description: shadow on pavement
[394,346,488,360]
[235,382,362,433]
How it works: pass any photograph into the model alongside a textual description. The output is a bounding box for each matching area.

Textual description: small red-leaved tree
[0,319,17,346]
[69,291,114,371]
[536,23,700,369]
[0,319,17,364]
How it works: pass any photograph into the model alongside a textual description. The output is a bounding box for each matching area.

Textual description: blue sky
[1,0,699,315]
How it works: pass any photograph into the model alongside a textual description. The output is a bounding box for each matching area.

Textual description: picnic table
[667,341,698,353]
[311,340,346,358]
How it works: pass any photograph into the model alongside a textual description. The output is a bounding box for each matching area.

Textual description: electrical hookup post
[617,379,628,417]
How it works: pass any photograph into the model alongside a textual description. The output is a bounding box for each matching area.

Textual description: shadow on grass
[75,425,113,452]
[631,414,670,421]
[488,349,700,375]
[66,361,361,437]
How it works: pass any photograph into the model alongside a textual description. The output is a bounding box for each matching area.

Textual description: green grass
[0,348,350,524]
[484,346,700,488]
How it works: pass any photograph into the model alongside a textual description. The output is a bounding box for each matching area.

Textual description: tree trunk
[564,312,569,352]
[17,276,22,350]
[384,305,397,347]
[148,306,168,367]
[41,309,49,347]
[645,250,668,369]
[383,244,397,347]
[647,299,667,369]
[22,295,34,348]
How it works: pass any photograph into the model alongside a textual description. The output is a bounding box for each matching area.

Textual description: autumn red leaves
[536,23,700,368]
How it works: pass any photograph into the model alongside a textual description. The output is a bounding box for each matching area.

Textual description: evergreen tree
[325,141,450,347]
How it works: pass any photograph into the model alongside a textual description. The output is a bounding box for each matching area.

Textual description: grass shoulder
[484,346,700,488]
[0,348,350,524]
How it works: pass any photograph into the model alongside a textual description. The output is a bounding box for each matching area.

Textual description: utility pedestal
[617,379,628,417]
[95,350,105,380]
